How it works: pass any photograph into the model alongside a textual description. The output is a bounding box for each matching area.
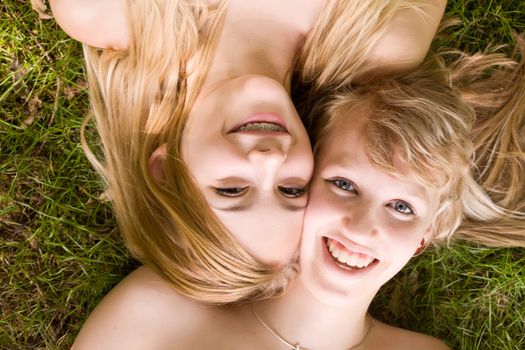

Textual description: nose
[227,133,299,189]
[340,203,378,241]
[250,136,287,153]
[251,134,291,152]
[233,133,292,160]
[242,136,291,189]
[247,138,287,172]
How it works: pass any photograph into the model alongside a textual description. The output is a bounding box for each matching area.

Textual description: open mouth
[324,237,378,271]
[233,121,287,133]
[229,113,288,134]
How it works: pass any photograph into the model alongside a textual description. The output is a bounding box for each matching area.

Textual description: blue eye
[389,201,414,215]
[214,187,249,197]
[325,178,357,193]
[278,186,306,198]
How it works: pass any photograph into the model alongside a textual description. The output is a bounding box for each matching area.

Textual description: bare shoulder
[72,266,211,350]
[369,320,450,350]
[49,0,128,49]
[367,0,447,74]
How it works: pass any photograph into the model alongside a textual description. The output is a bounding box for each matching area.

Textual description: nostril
[258,148,271,153]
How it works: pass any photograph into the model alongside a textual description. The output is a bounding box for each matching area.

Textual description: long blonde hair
[81,0,294,304]
[295,0,423,91]
[293,0,427,138]
[295,43,525,247]
[79,0,432,303]
[448,37,525,246]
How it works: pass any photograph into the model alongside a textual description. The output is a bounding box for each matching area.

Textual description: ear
[414,228,433,256]
[148,143,168,183]
[422,228,433,245]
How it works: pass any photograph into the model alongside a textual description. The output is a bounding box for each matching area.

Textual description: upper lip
[324,235,378,260]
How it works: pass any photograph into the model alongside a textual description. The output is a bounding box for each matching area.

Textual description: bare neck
[203,0,323,90]
[253,277,377,349]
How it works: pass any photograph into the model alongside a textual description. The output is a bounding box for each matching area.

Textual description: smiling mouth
[325,237,377,271]
[234,122,287,133]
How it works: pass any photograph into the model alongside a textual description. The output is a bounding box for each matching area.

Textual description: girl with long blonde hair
[48,0,446,307]
[240,43,524,349]
[71,40,525,348]
[48,0,525,347]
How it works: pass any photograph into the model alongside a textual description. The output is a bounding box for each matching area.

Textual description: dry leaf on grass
[31,0,53,20]
[64,85,82,100]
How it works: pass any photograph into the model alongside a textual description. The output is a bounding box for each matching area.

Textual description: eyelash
[214,186,306,198]
[326,177,415,215]
[278,186,306,198]
[388,201,415,215]
[325,177,357,194]
[214,186,249,197]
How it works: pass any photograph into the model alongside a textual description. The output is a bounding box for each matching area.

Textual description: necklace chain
[252,307,375,350]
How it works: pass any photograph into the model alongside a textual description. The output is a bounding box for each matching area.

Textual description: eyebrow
[215,204,250,212]
[215,201,306,212]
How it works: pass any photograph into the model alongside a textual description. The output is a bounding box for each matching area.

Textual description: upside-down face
[182,75,314,266]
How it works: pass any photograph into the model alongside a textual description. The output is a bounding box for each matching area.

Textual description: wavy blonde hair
[296,43,525,246]
[78,0,431,303]
[447,37,525,246]
[294,0,424,90]
[80,0,297,304]
[293,0,430,138]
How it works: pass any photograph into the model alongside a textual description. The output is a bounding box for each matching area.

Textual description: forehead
[316,104,438,204]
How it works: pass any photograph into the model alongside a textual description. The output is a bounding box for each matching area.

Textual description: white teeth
[337,250,349,264]
[346,254,358,267]
[327,239,337,254]
[237,122,286,132]
[326,239,375,269]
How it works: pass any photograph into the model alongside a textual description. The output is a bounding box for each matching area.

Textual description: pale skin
[249,104,449,349]
[48,0,449,348]
[71,105,450,350]
[55,0,320,267]
[49,0,446,267]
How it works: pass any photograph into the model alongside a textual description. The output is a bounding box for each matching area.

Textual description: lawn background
[1,1,524,349]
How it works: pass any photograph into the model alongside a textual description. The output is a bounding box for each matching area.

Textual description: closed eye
[325,177,358,194]
[387,200,415,215]
[213,186,249,197]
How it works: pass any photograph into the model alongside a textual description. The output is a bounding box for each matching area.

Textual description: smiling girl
[244,39,525,348]
[69,42,525,347]
[47,0,446,306]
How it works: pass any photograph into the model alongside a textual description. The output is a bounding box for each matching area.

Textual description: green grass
[1,1,524,349]
[1,2,136,349]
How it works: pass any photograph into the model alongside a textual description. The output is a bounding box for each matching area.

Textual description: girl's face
[182,75,314,266]
[299,106,440,306]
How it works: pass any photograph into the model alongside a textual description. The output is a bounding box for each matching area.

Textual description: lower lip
[320,237,378,278]
[229,113,288,134]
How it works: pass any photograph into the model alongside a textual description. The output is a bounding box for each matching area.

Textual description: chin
[300,274,376,308]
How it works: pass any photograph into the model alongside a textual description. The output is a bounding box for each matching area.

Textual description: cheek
[300,195,333,258]
[306,176,334,210]
[294,133,314,173]
[215,210,304,266]
[300,213,318,256]
[381,218,429,256]
[302,196,332,238]
[183,139,239,183]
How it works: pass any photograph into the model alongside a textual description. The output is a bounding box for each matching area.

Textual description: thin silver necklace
[252,307,376,350]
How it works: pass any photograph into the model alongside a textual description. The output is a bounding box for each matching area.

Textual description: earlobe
[148,143,168,183]
[413,239,427,256]
[414,230,433,257]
